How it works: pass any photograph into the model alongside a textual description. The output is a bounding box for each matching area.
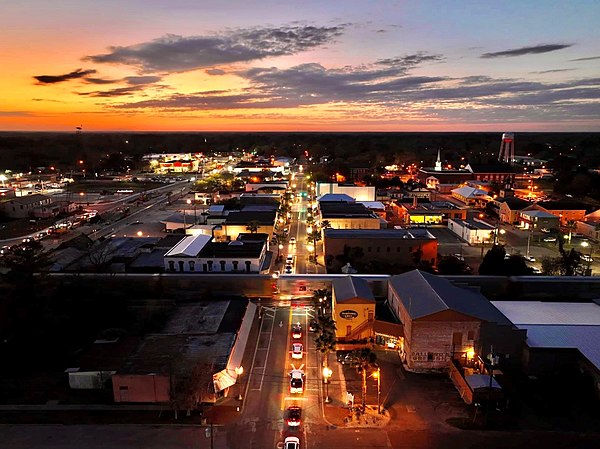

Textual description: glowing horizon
[1,1,599,132]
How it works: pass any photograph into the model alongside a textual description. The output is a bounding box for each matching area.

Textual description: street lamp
[372,367,381,414]
[323,367,332,403]
[235,366,244,400]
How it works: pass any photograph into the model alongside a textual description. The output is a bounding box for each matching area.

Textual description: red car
[286,405,302,427]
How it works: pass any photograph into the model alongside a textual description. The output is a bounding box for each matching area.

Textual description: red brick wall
[325,237,438,267]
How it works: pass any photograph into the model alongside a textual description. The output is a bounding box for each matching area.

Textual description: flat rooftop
[162,301,231,334]
[324,228,435,239]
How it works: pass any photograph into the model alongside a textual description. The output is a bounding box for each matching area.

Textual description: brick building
[387,270,525,371]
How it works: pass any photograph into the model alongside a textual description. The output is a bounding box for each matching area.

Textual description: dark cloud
[34,68,97,84]
[114,62,446,110]
[481,44,573,59]
[206,68,226,76]
[124,75,162,85]
[0,111,33,117]
[570,55,600,62]
[530,68,576,74]
[84,77,120,85]
[376,52,444,67]
[85,25,344,72]
[110,59,600,128]
[78,85,146,98]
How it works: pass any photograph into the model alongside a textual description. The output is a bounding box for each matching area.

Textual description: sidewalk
[322,349,394,428]
[208,304,262,426]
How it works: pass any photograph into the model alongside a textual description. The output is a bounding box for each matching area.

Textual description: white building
[316,183,375,202]
[164,234,268,273]
[448,218,495,245]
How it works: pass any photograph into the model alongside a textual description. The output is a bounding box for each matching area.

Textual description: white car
[524,255,536,262]
[581,254,593,262]
[284,436,300,449]
[289,369,304,394]
[543,236,557,242]
[291,343,303,359]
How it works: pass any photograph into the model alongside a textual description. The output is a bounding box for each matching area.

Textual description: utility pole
[485,346,499,427]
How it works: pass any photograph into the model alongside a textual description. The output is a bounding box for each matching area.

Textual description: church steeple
[434,149,442,172]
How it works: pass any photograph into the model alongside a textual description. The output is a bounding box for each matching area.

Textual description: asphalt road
[238,304,319,449]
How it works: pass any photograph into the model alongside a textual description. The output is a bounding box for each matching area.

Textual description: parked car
[581,254,593,263]
[336,350,353,365]
[543,236,557,242]
[524,255,536,262]
[308,320,318,332]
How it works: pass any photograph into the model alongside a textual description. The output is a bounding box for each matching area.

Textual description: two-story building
[0,194,53,218]
[319,201,384,230]
[164,234,269,273]
[332,276,376,343]
[387,270,525,371]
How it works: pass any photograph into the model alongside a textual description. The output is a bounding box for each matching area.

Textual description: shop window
[467,330,474,340]
[427,352,433,361]
[168,261,175,272]
[178,261,184,272]
[207,260,213,272]
[220,260,226,271]
[188,261,195,272]
[232,261,239,270]
[245,261,251,272]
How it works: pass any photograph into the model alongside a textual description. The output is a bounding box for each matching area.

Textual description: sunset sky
[1,0,599,132]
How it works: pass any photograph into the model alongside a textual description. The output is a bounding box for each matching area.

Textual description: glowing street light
[323,367,332,403]
[235,366,244,400]
[372,367,381,414]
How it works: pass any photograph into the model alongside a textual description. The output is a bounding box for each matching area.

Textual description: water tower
[498,132,514,164]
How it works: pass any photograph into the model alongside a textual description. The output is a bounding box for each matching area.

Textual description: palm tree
[349,348,378,411]
[321,220,331,230]
[311,288,331,316]
[315,329,337,368]
[245,220,260,234]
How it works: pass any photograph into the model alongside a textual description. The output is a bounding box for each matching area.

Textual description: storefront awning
[373,320,404,338]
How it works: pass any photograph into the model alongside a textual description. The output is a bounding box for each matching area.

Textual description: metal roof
[389,270,512,324]
[491,301,600,325]
[520,210,557,219]
[164,234,211,257]
[518,325,600,373]
[451,186,489,198]
[318,193,355,203]
[333,276,375,303]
